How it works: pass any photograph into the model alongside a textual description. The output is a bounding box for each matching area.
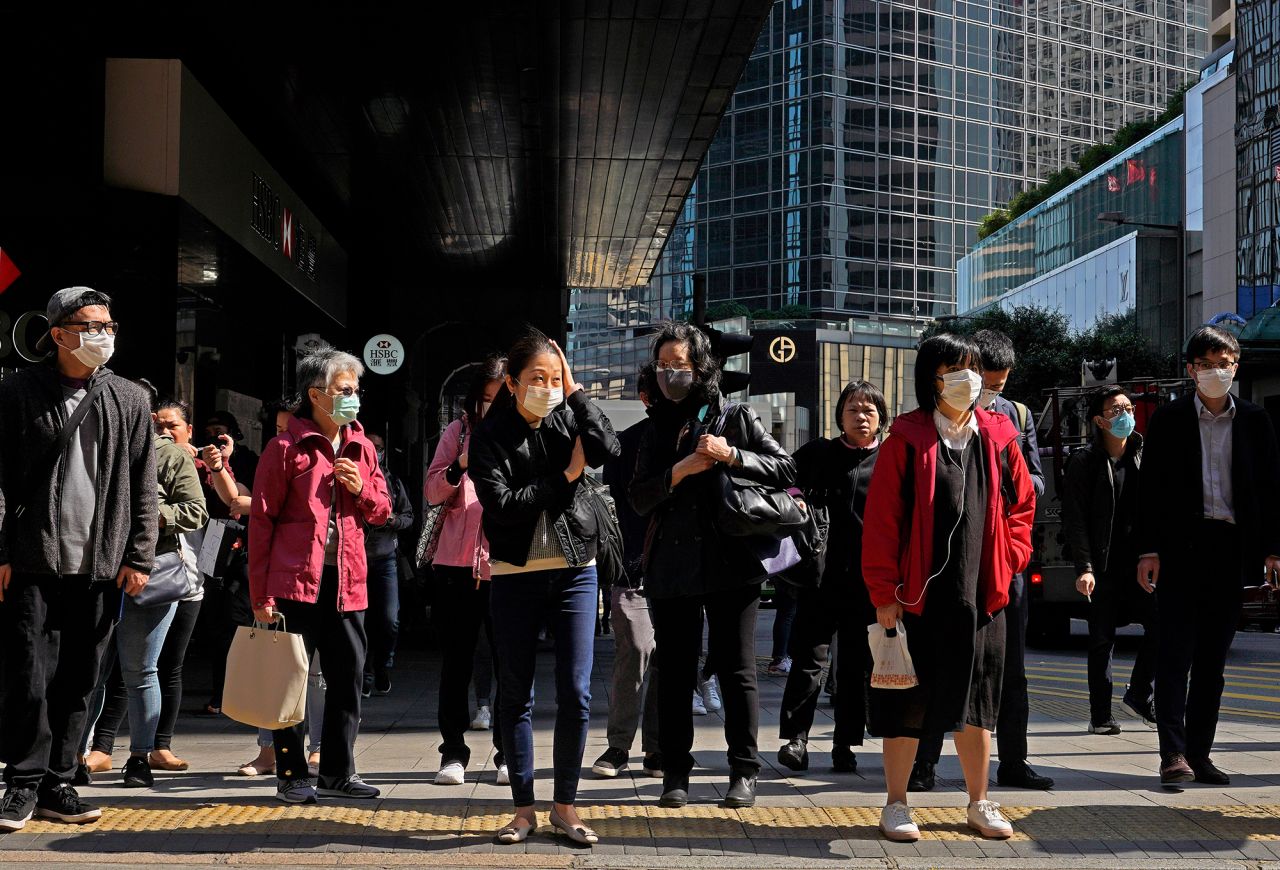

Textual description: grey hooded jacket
[0,362,157,580]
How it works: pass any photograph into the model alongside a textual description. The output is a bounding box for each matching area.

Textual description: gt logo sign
[769,336,796,363]
[363,334,405,375]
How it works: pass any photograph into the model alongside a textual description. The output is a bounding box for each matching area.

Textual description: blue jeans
[490,564,597,806]
[364,554,401,675]
[83,596,177,755]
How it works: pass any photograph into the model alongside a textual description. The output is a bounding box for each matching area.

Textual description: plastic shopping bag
[867,621,919,690]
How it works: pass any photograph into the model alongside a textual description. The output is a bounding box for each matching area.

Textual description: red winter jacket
[249,416,392,612]
[862,408,1036,618]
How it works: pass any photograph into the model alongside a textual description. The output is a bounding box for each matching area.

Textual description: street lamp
[1097,211,1186,361]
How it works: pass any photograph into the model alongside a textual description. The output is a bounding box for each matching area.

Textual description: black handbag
[415,420,467,568]
[579,475,628,587]
[776,499,830,588]
[710,403,805,539]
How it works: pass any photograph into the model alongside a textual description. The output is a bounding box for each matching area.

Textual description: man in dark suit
[910,329,1052,792]
[1138,325,1280,786]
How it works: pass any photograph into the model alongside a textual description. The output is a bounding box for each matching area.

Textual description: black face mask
[656,369,694,403]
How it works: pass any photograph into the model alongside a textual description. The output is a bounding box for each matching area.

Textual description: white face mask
[60,330,115,369]
[519,384,562,419]
[1196,367,1234,400]
[979,387,1001,410]
[939,369,983,413]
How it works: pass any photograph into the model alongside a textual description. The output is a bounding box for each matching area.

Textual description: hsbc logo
[377,340,391,349]
[251,173,317,282]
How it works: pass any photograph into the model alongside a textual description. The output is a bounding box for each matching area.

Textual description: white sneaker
[470,706,492,730]
[879,801,920,842]
[496,763,510,785]
[699,675,722,712]
[692,690,709,716]
[967,799,1013,839]
[434,762,465,785]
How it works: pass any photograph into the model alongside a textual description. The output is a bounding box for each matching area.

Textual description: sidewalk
[5,619,1280,868]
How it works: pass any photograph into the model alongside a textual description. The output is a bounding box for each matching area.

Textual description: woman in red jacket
[249,345,392,806]
[862,333,1035,844]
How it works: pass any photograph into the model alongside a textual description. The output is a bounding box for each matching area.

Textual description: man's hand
[458,452,468,470]
[1265,555,1280,589]
[564,437,586,482]
[1137,555,1160,593]
[201,444,226,472]
[0,563,11,603]
[254,605,280,624]
[334,458,363,495]
[217,433,235,459]
[876,602,903,630]
[1076,572,1096,599]
[117,565,149,597]
[696,434,735,463]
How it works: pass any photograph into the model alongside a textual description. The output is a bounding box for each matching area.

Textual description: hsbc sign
[363,333,405,375]
[251,173,318,281]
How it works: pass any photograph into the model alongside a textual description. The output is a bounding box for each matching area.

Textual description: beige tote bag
[222,617,309,730]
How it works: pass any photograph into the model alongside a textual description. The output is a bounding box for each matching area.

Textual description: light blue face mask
[1107,411,1135,439]
[319,390,360,425]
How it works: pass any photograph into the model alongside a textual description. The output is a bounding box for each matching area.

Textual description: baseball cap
[34,286,113,353]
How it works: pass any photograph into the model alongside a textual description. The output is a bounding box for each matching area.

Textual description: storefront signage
[251,174,318,281]
[0,248,20,295]
[363,334,405,375]
[0,308,49,363]
[769,335,797,363]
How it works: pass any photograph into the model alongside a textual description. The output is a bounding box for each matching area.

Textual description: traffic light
[691,274,753,394]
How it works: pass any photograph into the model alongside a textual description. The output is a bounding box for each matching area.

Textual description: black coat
[792,436,878,587]
[630,393,796,598]
[1137,394,1280,579]
[602,416,651,582]
[1060,434,1142,576]
[470,389,620,567]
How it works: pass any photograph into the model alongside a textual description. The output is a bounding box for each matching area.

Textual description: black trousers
[206,559,252,708]
[272,567,366,781]
[1087,567,1158,727]
[652,583,761,788]
[917,574,1028,765]
[1155,520,1242,760]
[778,580,872,747]
[433,565,502,766]
[93,597,203,754]
[0,574,118,790]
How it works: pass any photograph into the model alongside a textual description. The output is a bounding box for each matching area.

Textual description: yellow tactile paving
[11,803,1280,843]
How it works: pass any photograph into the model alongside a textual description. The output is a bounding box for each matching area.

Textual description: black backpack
[580,475,628,587]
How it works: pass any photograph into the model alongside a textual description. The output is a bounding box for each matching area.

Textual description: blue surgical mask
[317,389,360,426]
[1107,411,1135,439]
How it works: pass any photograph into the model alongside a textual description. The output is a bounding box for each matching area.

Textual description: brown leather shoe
[1188,756,1230,785]
[1160,753,1194,784]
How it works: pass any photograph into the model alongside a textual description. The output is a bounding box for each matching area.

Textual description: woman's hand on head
[549,340,579,396]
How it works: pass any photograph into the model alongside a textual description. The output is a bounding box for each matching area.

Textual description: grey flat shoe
[549,806,598,845]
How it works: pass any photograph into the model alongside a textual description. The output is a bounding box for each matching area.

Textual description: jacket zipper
[1103,453,1116,570]
[334,436,345,613]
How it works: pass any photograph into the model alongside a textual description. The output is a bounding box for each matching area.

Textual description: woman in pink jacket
[249,346,391,805]
[425,355,506,786]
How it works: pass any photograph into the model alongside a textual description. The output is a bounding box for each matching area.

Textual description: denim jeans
[83,596,177,756]
[364,553,401,676]
[490,564,597,806]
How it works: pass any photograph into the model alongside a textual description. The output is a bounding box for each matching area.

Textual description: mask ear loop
[895,441,967,609]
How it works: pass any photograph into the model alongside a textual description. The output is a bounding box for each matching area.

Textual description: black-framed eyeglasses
[1191,360,1238,372]
[59,320,119,336]
[324,386,364,398]
[1103,404,1135,419]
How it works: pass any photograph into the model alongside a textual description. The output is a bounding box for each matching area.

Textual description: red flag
[1126,159,1146,185]
[0,248,20,295]
[1106,174,1121,193]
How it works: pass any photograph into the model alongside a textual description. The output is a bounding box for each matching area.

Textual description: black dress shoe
[777,739,808,771]
[659,787,688,808]
[831,745,857,773]
[907,760,935,792]
[996,762,1054,790]
[725,773,757,808]
[122,756,153,788]
[1189,757,1230,785]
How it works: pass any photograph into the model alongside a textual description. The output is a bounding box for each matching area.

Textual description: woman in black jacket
[776,380,883,775]
[630,321,796,810]
[469,329,619,846]
[1060,385,1155,734]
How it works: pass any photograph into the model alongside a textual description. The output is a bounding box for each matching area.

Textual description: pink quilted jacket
[425,417,491,580]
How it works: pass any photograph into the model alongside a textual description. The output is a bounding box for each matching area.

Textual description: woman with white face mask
[862,333,1036,844]
[424,354,506,788]
[468,328,620,846]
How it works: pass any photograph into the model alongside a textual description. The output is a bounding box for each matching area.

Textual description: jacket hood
[889,406,1019,452]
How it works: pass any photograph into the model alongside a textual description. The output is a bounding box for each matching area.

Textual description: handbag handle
[249,614,288,638]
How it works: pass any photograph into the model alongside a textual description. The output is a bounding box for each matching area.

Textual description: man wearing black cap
[0,287,157,831]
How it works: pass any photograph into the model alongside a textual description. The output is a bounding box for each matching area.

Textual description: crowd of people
[0,285,1276,847]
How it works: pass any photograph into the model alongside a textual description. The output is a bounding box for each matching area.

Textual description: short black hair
[155,397,191,423]
[205,410,243,440]
[465,353,507,424]
[651,321,722,398]
[636,361,658,403]
[263,394,301,419]
[835,380,887,434]
[1087,385,1129,423]
[974,329,1016,372]
[914,333,982,412]
[1185,325,1241,364]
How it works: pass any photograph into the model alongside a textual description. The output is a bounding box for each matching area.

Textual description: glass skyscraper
[1236,0,1280,311]
[572,0,1207,397]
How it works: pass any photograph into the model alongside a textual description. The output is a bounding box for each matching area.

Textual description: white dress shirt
[933,408,978,450]
[1195,393,1236,523]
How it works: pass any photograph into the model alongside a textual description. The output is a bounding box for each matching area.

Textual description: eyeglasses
[1191,360,1238,372]
[655,362,694,372]
[60,320,119,336]
[323,386,364,398]
[1103,404,1135,419]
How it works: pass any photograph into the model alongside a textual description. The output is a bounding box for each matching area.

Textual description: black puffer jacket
[630,393,796,599]
[792,436,878,587]
[1060,433,1143,576]
[470,389,620,567]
